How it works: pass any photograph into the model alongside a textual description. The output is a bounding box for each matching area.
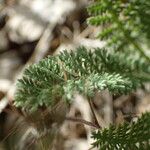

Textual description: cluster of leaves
[14,0,150,149]
[87,0,150,61]
[92,112,150,150]
[87,0,150,149]
[14,47,149,112]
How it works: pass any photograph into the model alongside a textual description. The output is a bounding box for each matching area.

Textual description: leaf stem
[88,98,101,128]
[65,116,100,129]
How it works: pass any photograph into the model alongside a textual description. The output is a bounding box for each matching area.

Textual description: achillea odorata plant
[15,47,149,112]
[14,0,150,149]
[87,0,150,62]
[87,0,150,149]
[92,112,150,150]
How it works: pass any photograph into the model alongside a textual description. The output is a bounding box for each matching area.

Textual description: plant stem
[65,116,100,129]
[88,98,101,128]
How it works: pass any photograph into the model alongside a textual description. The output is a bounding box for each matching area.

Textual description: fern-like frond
[64,73,140,100]
[14,47,148,112]
[91,112,150,150]
[87,0,150,61]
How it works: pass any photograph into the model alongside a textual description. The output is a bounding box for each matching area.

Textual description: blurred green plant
[87,0,150,61]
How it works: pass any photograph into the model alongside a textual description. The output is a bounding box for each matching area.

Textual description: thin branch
[88,98,101,128]
[65,116,100,129]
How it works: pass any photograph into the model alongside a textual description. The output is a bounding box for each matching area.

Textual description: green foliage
[86,1,150,149]
[14,47,148,112]
[87,0,150,61]
[91,112,150,150]
[14,1,150,149]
